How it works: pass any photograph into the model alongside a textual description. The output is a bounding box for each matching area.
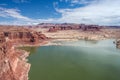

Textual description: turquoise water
[26,39,120,80]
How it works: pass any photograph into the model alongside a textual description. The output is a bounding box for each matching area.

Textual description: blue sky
[0,0,120,25]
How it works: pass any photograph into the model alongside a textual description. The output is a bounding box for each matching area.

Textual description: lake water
[25,39,120,80]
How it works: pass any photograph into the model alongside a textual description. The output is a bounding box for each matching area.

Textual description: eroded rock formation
[48,27,58,32]
[48,24,101,32]
[0,42,30,80]
[116,39,120,48]
[0,26,47,44]
[0,26,47,80]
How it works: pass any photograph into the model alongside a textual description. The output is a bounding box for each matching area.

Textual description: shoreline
[7,36,119,80]
[0,26,120,80]
[1,37,118,80]
[13,38,116,48]
[42,38,116,46]
[14,40,49,48]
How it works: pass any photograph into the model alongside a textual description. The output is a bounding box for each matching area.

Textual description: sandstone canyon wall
[0,42,30,80]
[0,26,47,80]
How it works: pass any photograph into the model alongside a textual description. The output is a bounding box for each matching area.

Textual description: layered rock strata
[0,27,47,44]
[0,26,47,80]
[0,42,30,80]
[48,24,101,32]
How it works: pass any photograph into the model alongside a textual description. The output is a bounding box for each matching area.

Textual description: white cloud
[0,7,38,25]
[1,0,120,26]
[55,0,120,26]
[71,0,89,4]
[0,7,31,20]
[0,7,57,25]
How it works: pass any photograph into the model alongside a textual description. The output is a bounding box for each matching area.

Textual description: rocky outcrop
[116,39,120,48]
[0,42,30,80]
[0,27,47,44]
[0,26,48,80]
[48,27,58,32]
[48,24,101,32]
[80,25,100,31]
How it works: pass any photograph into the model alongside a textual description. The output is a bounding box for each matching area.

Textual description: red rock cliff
[0,26,47,44]
[0,42,30,80]
[0,26,47,80]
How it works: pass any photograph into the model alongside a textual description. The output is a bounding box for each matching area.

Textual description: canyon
[0,23,120,80]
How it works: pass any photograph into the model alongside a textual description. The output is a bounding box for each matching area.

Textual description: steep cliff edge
[0,26,48,80]
[0,27,47,44]
[0,42,30,80]
[116,39,120,49]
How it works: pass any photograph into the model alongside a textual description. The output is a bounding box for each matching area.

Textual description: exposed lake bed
[25,39,120,80]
